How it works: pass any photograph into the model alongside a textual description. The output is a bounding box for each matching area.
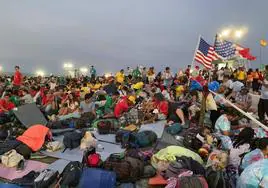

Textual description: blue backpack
[79,168,116,188]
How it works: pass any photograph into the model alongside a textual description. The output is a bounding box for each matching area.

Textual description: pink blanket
[0,160,48,180]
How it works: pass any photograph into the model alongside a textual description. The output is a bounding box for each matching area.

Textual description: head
[15,66,20,71]
[120,69,124,74]
[22,89,29,95]
[84,92,94,103]
[240,87,249,95]
[233,127,255,148]
[127,95,136,105]
[165,67,170,72]
[153,93,165,102]
[257,138,268,155]
[225,108,237,121]
[223,75,229,82]
[112,91,120,100]
[218,86,225,94]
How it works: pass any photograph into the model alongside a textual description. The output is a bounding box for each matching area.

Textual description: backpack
[175,175,208,188]
[1,149,24,168]
[79,168,116,188]
[183,127,202,151]
[104,154,144,182]
[95,119,119,134]
[206,167,233,188]
[164,156,205,179]
[166,123,183,135]
[116,130,157,149]
[34,169,59,188]
[83,147,102,168]
[63,131,83,152]
[60,161,83,187]
[135,130,158,148]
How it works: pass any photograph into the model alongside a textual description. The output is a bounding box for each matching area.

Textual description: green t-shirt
[9,96,20,106]
[104,95,113,110]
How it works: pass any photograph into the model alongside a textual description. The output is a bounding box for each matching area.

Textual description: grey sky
[0,0,267,74]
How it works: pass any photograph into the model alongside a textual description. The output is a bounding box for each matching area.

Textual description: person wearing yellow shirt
[237,67,246,83]
[115,69,125,84]
[80,83,90,99]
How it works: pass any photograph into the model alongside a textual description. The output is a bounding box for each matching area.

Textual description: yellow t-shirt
[237,71,246,81]
[115,72,124,83]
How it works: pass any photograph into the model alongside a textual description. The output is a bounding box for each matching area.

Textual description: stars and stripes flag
[214,35,256,61]
[194,37,217,69]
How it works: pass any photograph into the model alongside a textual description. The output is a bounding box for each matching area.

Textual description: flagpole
[190,35,201,71]
[260,45,262,69]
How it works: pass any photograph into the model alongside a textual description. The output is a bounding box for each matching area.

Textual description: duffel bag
[104,153,144,182]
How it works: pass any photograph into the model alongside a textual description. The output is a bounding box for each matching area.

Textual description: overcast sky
[0,0,267,74]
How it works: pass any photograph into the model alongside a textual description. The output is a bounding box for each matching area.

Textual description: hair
[154,93,165,101]
[84,92,94,100]
[113,91,120,96]
[255,138,268,150]
[22,89,29,94]
[15,66,20,69]
[233,127,255,148]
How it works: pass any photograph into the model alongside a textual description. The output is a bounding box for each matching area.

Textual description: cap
[128,95,136,104]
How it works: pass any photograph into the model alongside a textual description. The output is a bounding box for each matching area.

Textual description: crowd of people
[0,63,268,187]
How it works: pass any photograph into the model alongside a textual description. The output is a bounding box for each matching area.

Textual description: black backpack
[63,131,83,152]
[34,169,59,188]
[104,154,144,182]
[164,156,205,179]
[60,161,83,187]
[183,127,202,151]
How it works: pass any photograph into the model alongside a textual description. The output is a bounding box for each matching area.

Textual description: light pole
[36,70,45,77]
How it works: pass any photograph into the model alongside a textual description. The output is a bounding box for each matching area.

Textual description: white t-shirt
[222,79,233,89]
[230,81,244,92]
[229,143,250,168]
[217,70,224,81]
[261,79,268,99]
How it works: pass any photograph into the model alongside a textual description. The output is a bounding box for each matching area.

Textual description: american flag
[194,37,217,69]
[214,36,244,60]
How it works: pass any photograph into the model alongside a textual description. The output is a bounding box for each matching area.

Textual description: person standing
[252,69,260,94]
[13,66,23,89]
[89,66,96,81]
[258,65,268,123]
[162,67,173,88]
[216,67,224,83]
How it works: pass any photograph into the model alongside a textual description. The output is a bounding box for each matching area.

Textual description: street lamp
[63,62,74,69]
[80,67,88,74]
[219,27,247,40]
[36,70,45,77]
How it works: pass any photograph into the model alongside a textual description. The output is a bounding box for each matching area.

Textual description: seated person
[214,108,244,136]
[234,87,254,112]
[114,95,135,118]
[153,93,186,125]
[240,137,268,170]
[80,92,96,116]
[20,89,34,104]
[0,94,15,114]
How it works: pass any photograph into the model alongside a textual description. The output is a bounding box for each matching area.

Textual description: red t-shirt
[154,100,169,116]
[13,71,23,86]
[0,99,15,113]
[114,97,129,118]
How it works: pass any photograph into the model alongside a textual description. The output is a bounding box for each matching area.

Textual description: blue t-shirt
[215,114,231,133]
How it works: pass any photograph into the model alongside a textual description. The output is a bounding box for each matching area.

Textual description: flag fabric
[260,39,267,47]
[194,37,217,69]
[214,37,239,59]
[215,36,256,61]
